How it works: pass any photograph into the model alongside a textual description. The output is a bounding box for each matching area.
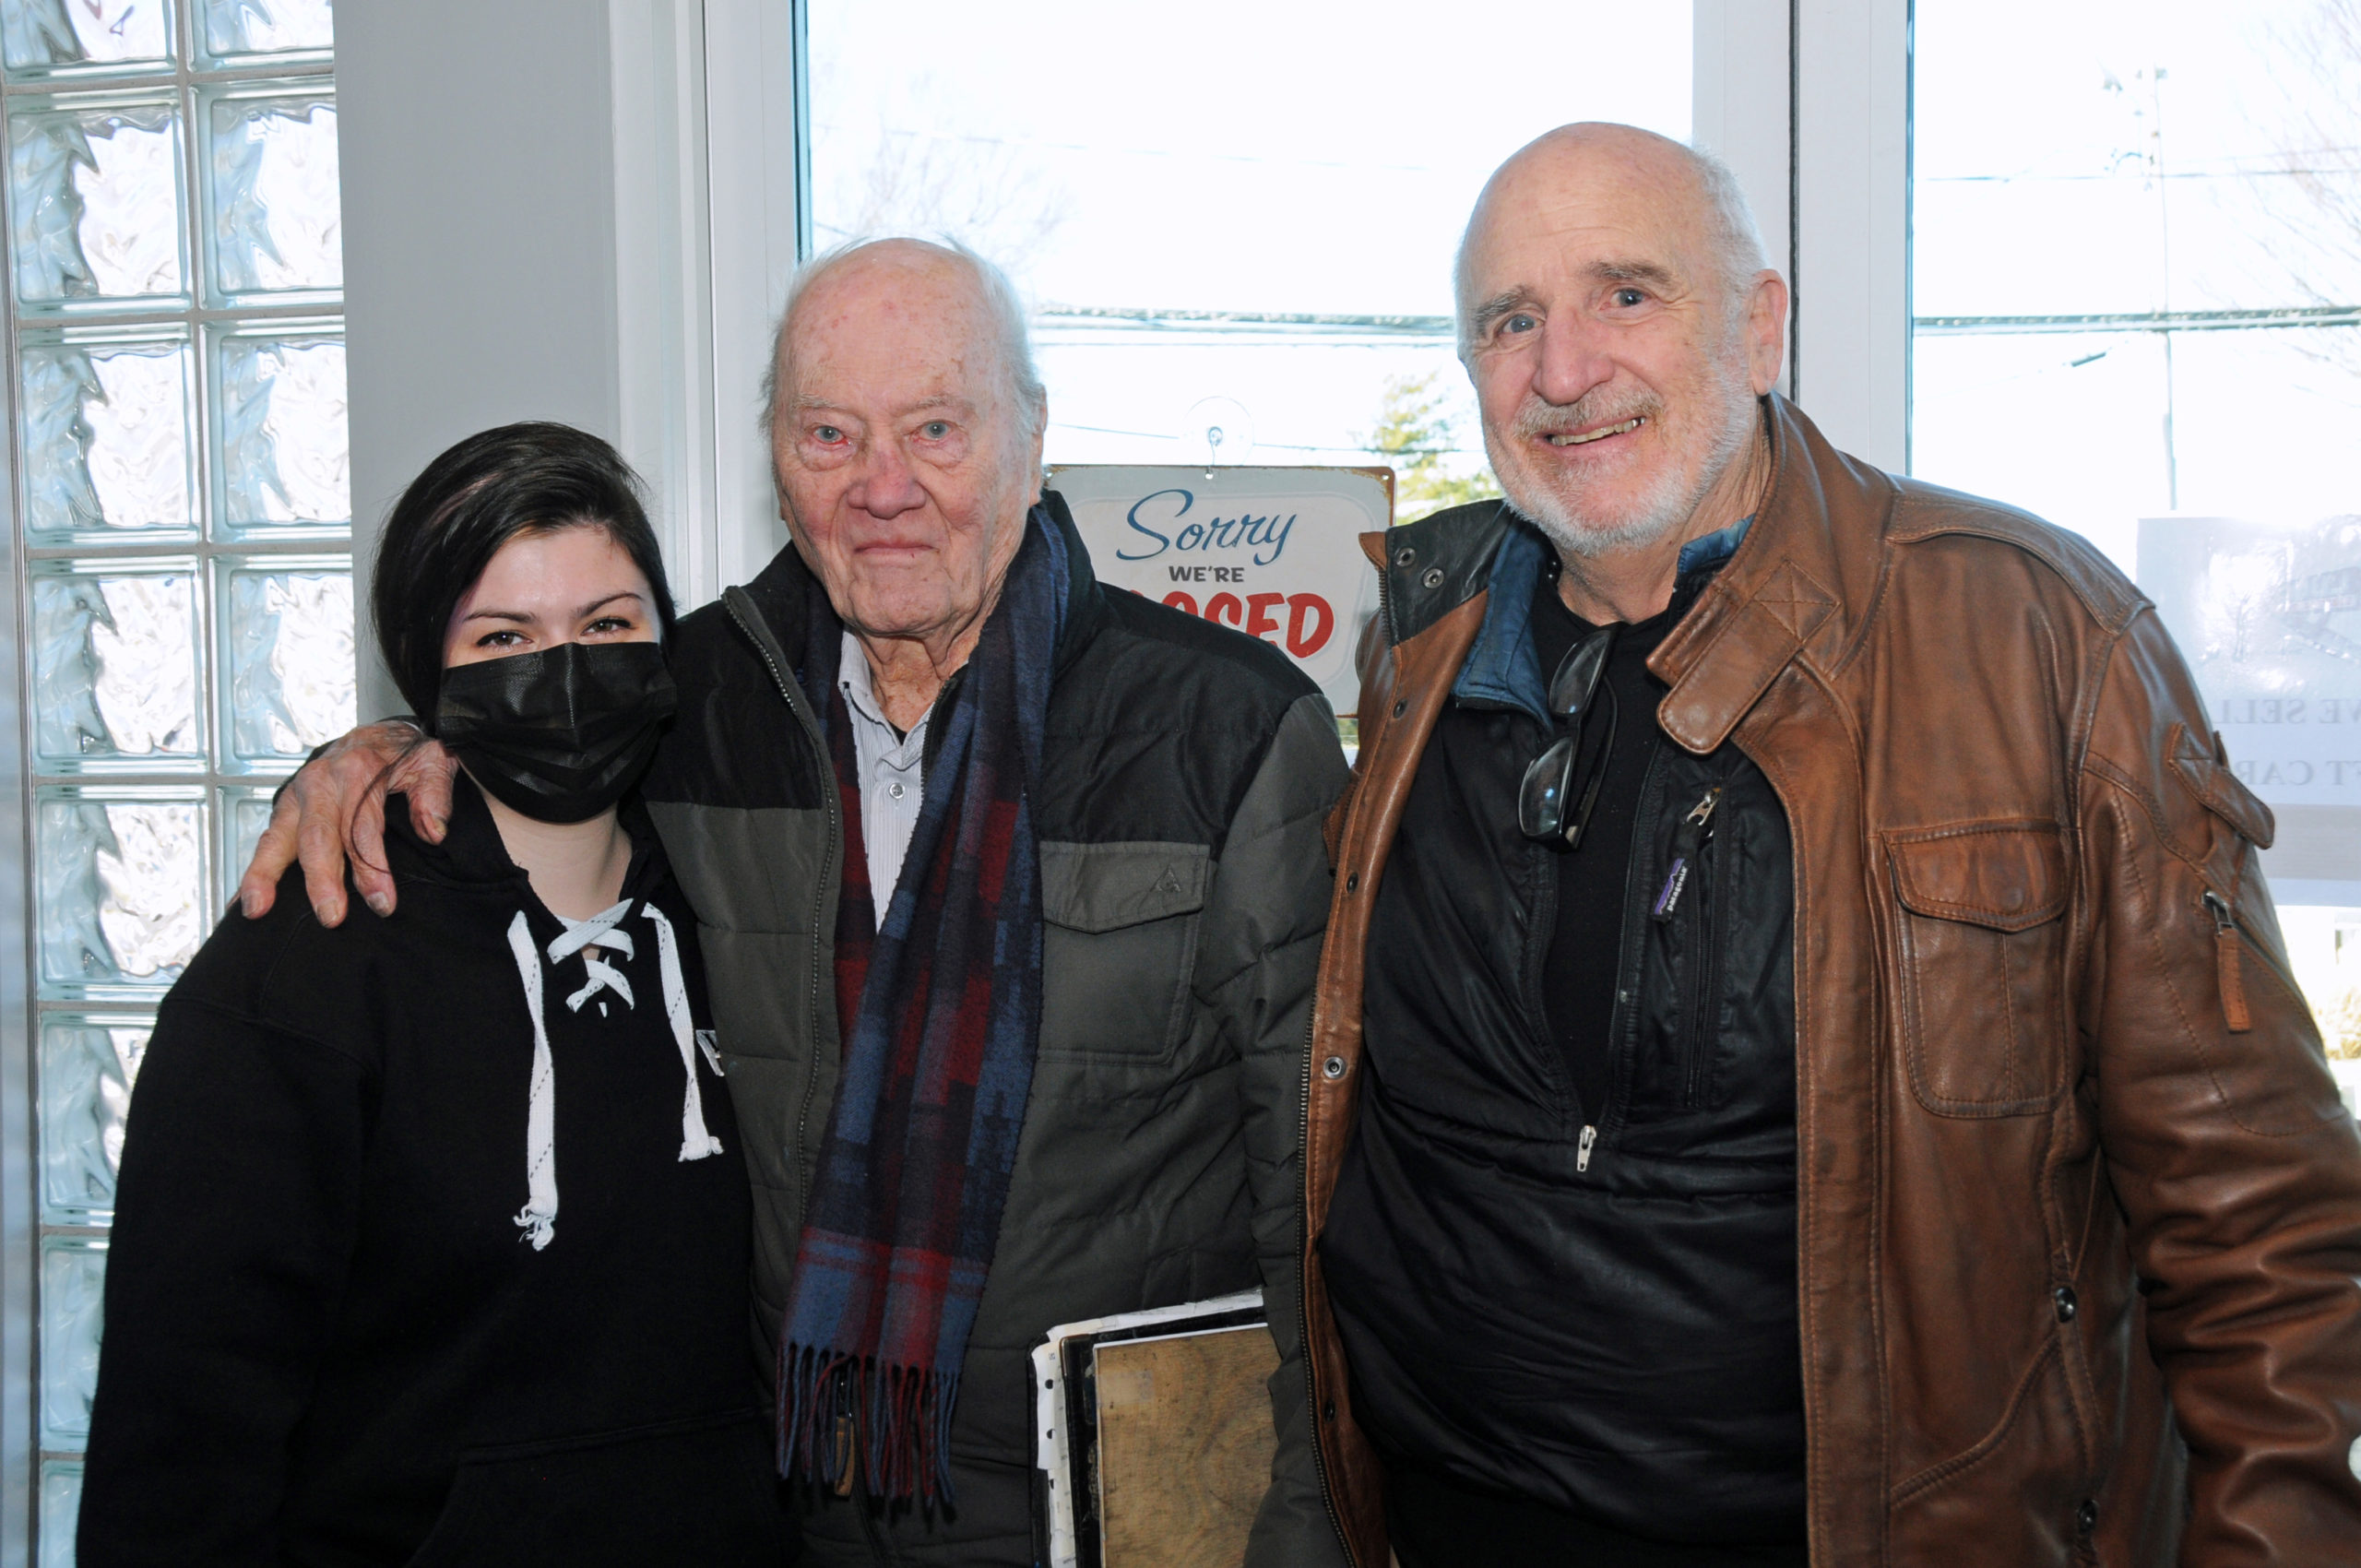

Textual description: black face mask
[434,641,678,824]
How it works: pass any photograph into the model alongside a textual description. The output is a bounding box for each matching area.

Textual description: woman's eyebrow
[460,591,643,625]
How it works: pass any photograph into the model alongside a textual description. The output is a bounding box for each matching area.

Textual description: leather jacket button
[1422,567,1444,589]
[1323,1055,1347,1081]
[2075,1499,2097,1535]
[1323,1399,1337,1422]
[1392,699,1407,718]
[2053,1285,2078,1323]
[1345,872,1359,893]
[1394,546,1417,568]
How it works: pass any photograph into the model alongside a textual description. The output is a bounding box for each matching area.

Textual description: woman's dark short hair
[372,422,677,719]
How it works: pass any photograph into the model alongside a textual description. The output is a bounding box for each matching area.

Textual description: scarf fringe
[777,1340,960,1506]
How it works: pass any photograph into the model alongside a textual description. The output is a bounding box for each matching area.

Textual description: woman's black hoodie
[77,779,784,1566]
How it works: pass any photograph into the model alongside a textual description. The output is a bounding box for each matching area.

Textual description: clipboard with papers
[1031,1289,1280,1568]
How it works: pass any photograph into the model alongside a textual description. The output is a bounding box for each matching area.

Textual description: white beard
[1488,358,1758,562]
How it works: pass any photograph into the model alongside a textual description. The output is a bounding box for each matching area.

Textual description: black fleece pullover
[77,779,785,1566]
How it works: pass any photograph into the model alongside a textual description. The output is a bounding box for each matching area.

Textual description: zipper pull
[1652,786,1725,922]
[1577,1123,1597,1171]
[2204,890,2252,1034]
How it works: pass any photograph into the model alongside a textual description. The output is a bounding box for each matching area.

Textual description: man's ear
[1747,271,1790,396]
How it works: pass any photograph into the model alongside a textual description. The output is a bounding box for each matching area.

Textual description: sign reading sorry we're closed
[1049,465,1393,719]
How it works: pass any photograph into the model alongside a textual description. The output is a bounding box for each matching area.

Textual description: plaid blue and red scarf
[778,509,1066,1506]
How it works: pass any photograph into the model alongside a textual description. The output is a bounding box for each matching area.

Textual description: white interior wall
[339,3,625,717]
[340,0,798,720]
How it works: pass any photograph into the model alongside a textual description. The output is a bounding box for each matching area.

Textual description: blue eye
[922,421,949,439]
[1613,289,1647,307]
[1501,313,1537,336]
[813,424,845,444]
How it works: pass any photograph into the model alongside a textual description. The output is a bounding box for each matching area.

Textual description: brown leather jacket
[1296,396,2361,1566]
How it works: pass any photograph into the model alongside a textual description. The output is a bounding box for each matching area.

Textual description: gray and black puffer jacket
[637,493,1352,1566]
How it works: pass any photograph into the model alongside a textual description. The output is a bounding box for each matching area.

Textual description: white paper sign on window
[2140,514,2361,899]
[1050,466,1393,719]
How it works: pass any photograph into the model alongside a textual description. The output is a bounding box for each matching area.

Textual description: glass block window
[1,5,344,1557]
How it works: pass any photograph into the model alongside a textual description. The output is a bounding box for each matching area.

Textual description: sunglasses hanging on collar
[1518,624,1619,849]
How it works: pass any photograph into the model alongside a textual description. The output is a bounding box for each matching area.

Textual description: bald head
[762,235,1051,673]
[762,236,1046,447]
[1455,124,1768,354]
[1451,122,1787,586]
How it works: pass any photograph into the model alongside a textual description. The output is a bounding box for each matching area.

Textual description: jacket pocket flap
[2168,724,2276,849]
[1040,841,1210,932]
[1888,824,2067,932]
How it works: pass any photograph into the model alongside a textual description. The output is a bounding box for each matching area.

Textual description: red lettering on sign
[1157,586,1335,663]
[1286,593,1334,657]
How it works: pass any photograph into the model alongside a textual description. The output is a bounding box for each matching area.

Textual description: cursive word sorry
[1119,488,1296,567]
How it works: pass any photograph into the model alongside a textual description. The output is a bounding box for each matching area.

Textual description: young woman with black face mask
[77,423,787,1566]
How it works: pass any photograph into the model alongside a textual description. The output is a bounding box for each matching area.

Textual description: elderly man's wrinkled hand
[236,722,457,926]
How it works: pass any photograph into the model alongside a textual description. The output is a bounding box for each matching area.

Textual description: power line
[1914,304,2361,335]
[1050,420,1471,457]
[1035,303,1456,340]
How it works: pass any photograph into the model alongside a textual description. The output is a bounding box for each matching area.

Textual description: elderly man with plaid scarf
[242,236,1350,1565]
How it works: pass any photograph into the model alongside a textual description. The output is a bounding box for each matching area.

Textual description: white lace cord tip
[646,904,724,1162]
[506,911,560,1249]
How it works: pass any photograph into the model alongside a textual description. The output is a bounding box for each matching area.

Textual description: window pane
[202,0,332,60]
[39,1015,147,1222]
[219,557,353,764]
[36,787,208,993]
[212,324,349,531]
[6,94,184,306]
[30,560,203,768]
[1911,0,2361,1021]
[37,1458,82,1568]
[204,86,339,299]
[18,327,195,538]
[807,0,1689,504]
[219,783,277,908]
[39,1236,105,1448]
[3,0,174,78]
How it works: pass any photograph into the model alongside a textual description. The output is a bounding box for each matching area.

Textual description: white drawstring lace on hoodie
[504,898,724,1251]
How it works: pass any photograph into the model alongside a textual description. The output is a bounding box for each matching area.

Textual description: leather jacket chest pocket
[1887,823,2070,1117]
[1038,841,1209,1061]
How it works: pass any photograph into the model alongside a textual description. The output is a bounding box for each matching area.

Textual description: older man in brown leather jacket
[1283,122,2361,1568]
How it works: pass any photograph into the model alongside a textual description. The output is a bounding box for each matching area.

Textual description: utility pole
[2149,65,2180,511]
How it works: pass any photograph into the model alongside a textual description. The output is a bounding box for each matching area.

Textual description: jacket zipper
[724,593,841,1235]
[1582,740,1673,1174]
[2203,884,2308,1040]
[729,594,884,1561]
[1651,785,1722,923]
[2202,891,2251,1033]
[1657,785,1725,1108]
